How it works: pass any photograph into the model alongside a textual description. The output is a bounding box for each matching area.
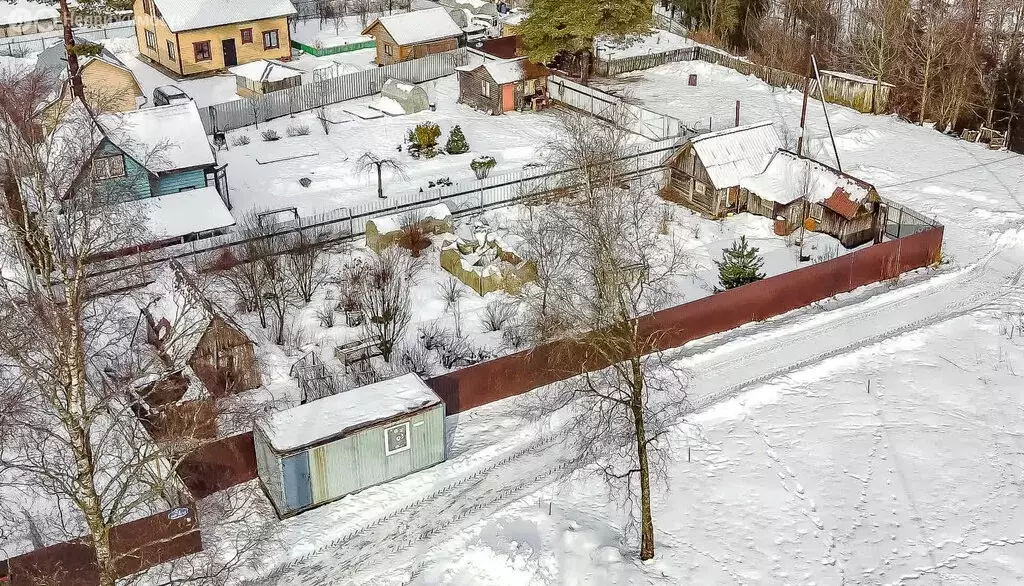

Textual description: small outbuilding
[254,373,446,518]
[374,78,431,115]
[230,59,303,97]
[361,7,463,66]
[818,70,894,114]
[663,121,782,218]
[456,56,549,114]
[740,150,881,247]
[365,203,452,253]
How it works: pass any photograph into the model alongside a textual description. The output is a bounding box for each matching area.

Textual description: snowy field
[595,28,694,60]
[216,75,574,215]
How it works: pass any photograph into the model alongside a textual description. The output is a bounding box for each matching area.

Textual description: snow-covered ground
[290,14,376,50]
[595,28,694,61]
[217,75,571,215]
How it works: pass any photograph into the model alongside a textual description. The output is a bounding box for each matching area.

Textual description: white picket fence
[546,75,696,141]
[198,48,474,134]
[87,136,685,289]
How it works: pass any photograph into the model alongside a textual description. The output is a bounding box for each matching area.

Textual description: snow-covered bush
[287,124,311,137]
[445,125,469,154]
[261,129,280,141]
[481,299,516,332]
[408,122,441,158]
[471,155,496,179]
[231,135,251,146]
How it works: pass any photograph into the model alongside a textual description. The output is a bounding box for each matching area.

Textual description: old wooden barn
[663,121,782,218]
[255,373,446,518]
[818,70,894,114]
[740,150,882,248]
[361,7,463,66]
[456,56,549,114]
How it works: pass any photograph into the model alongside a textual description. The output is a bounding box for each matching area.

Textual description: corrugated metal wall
[307,405,445,507]
[253,428,285,513]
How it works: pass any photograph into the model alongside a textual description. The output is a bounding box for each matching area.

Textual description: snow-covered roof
[35,37,131,84]
[370,203,451,235]
[820,70,895,88]
[152,0,296,33]
[687,121,782,188]
[484,57,526,84]
[259,373,443,452]
[230,59,302,83]
[117,186,235,239]
[364,7,463,45]
[97,103,214,174]
[0,0,59,26]
[740,150,874,206]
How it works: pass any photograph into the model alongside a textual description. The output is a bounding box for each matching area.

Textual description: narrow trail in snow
[266,243,1024,585]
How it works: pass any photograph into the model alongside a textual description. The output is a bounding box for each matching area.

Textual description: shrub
[419,321,453,351]
[315,303,336,328]
[445,124,469,154]
[470,156,497,171]
[287,124,311,137]
[231,135,251,146]
[400,343,433,378]
[481,299,516,332]
[261,129,280,141]
[437,335,476,369]
[501,318,527,350]
[409,122,441,151]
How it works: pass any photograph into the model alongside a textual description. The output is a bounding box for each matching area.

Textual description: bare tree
[285,225,332,304]
[521,111,689,561]
[354,0,372,27]
[358,247,416,362]
[221,210,279,328]
[852,0,910,113]
[357,151,408,199]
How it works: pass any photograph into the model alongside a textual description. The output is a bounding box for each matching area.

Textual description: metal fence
[198,48,473,134]
[880,197,942,239]
[86,136,684,290]
[546,75,696,140]
[0,20,135,56]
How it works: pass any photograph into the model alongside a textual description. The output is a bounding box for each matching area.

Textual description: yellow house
[36,38,145,117]
[133,0,296,77]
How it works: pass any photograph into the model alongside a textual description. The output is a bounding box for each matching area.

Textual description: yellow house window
[241,28,253,44]
[262,29,279,50]
[384,43,392,56]
[144,29,157,50]
[167,39,175,61]
[142,0,151,15]
[193,41,211,61]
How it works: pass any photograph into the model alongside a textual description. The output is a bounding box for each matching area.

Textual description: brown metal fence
[176,432,258,499]
[428,226,944,414]
[2,505,202,585]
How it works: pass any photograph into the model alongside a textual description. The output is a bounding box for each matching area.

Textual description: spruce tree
[715,235,765,290]
[445,125,469,154]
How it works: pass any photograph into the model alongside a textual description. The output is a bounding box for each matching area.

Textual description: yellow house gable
[133,0,293,77]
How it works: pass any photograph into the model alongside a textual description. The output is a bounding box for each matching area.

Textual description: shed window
[809,203,824,221]
[384,422,410,455]
[480,80,490,97]
[193,41,211,61]
[144,29,157,50]
[241,28,253,44]
[93,155,126,181]
[263,29,279,50]
[167,39,176,61]
[383,43,392,56]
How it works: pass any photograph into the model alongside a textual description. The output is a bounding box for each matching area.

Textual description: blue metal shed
[254,374,446,517]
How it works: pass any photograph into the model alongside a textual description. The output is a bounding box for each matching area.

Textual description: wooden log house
[456,56,549,114]
[361,7,463,66]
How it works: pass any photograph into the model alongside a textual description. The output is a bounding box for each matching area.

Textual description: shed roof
[230,59,302,83]
[151,0,296,33]
[820,70,895,88]
[687,121,782,189]
[97,103,215,174]
[259,373,443,452]
[0,0,59,26]
[739,150,875,206]
[35,37,130,84]
[483,57,547,84]
[362,7,463,45]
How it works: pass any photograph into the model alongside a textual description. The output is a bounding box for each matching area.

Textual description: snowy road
[265,235,1024,585]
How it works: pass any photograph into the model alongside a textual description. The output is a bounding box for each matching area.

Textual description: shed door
[282,452,313,511]
[502,84,515,112]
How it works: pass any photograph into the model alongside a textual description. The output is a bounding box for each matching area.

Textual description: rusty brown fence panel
[3,505,202,585]
[428,226,944,414]
[176,432,258,499]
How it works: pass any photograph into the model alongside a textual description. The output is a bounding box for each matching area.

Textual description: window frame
[480,80,490,97]
[92,154,126,182]
[262,29,279,50]
[240,28,253,44]
[166,39,176,61]
[144,29,157,50]
[384,43,393,56]
[142,0,151,15]
[193,41,211,62]
[384,421,411,456]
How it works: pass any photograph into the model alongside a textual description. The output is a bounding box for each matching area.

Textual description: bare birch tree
[358,247,417,362]
[522,111,689,561]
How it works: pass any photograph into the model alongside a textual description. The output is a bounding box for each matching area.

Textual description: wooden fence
[198,48,473,134]
[594,47,698,77]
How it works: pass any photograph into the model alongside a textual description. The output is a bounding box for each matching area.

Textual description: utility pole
[59,0,85,100]
[797,35,815,156]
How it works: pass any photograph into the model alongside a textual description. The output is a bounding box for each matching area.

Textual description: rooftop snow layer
[688,121,782,188]
[259,373,442,452]
[120,186,235,239]
[366,7,463,46]
[152,0,296,32]
[0,0,58,26]
[819,70,894,87]
[740,150,873,206]
[230,59,302,82]
[98,103,215,174]
[484,58,526,84]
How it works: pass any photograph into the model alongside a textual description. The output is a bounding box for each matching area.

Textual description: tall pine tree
[519,0,654,82]
[715,235,765,290]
